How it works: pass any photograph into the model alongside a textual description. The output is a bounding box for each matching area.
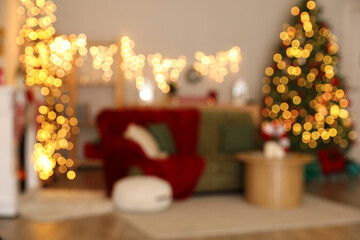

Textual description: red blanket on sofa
[97,108,205,199]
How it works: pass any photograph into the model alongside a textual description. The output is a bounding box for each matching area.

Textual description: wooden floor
[1,168,359,240]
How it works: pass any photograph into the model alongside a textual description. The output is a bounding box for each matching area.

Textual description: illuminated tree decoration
[261,0,356,152]
[17,0,86,180]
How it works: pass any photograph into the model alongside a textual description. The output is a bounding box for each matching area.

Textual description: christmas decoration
[261,0,356,152]
[261,122,290,152]
[264,141,285,159]
[193,46,241,83]
[17,0,85,180]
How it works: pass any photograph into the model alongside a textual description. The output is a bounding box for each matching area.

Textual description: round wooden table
[236,151,312,209]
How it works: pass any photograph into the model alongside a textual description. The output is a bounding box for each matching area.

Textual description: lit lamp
[139,78,154,104]
[232,78,249,105]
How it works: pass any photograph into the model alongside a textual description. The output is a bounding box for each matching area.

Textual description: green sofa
[195,108,258,193]
[124,106,260,194]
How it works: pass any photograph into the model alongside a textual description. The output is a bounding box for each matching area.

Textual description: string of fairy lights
[261,0,356,151]
[194,46,241,83]
[16,0,242,181]
[17,0,86,180]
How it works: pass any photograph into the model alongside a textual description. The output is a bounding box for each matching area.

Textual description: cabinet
[0,86,18,216]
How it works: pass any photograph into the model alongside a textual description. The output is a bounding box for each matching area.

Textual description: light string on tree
[17,0,87,180]
[261,0,356,151]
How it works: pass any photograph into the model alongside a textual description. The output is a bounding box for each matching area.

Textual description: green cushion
[148,122,177,154]
[197,109,254,154]
[221,123,254,153]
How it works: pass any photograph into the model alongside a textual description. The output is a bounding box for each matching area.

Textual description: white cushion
[112,176,172,213]
[123,123,168,159]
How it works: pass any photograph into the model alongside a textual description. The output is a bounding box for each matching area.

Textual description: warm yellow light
[340,99,348,108]
[335,89,344,99]
[300,12,310,23]
[329,128,337,137]
[330,105,340,116]
[303,123,312,132]
[326,116,334,125]
[280,31,288,41]
[280,102,289,111]
[321,131,330,140]
[307,0,316,10]
[39,105,48,115]
[277,61,286,69]
[282,111,291,119]
[69,117,78,126]
[291,6,300,16]
[273,53,282,62]
[277,85,286,93]
[272,104,281,113]
[293,123,302,132]
[292,96,301,105]
[339,109,349,119]
[302,131,311,142]
[265,67,274,76]
[311,132,320,140]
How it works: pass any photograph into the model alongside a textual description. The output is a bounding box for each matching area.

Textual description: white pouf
[112,176,172,213]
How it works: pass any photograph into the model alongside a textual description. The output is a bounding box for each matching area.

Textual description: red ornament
[331,78,339,86]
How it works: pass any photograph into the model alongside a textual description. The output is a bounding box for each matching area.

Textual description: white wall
[53,0,354,104]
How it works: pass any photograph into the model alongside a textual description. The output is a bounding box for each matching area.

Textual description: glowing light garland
[120,36,146,90]
[194,46,241,83]
[147,54,186,93]
[89,44,118,82]
[17,0,87,180]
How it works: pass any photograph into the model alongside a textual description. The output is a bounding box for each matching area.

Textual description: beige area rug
[117,194,360,240]
[19,189,113,222]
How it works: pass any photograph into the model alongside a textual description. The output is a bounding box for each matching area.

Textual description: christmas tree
[261,0,356,152]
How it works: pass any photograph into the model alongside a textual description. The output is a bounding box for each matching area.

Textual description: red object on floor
[317,148,345,174]
[96,108,205,199]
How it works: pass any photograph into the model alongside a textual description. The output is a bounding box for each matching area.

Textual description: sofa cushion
[123,123,168,159]
[221,123,254,153]
[148,122,177,155]
[197,109,254,155]
[97,108,200,156]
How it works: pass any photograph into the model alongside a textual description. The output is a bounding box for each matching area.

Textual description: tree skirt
[19,189,113,222]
